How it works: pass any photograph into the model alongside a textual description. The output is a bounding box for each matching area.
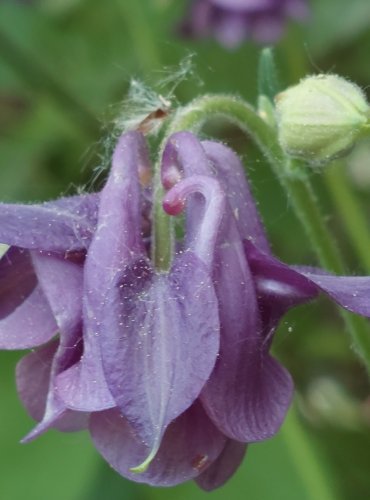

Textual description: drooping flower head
[1,129,370,490]
[179,0,309,48]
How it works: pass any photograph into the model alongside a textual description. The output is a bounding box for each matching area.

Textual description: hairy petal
[162,132,269,251]
[201,140,270,252]
[58,132,150,412]
[16,342,88,440]
[201,204,293,441]
[0,194,99,252]
[246,241,370,318]
[100,252,219,470]
[31,252,83,334]
[90,401,226,487]
[163,132,292,443]
[0,248,57,349]
[22,254,87,440]
[16,341,58,422]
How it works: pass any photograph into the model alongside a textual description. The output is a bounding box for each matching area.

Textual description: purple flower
[180,0,309,48]
[1,130,370,490]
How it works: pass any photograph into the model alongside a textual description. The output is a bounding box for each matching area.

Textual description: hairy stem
[160,94,370,368]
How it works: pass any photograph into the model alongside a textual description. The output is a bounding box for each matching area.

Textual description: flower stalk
[156,94,370,369]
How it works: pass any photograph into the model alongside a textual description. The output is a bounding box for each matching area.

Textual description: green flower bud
[276,74,370,164]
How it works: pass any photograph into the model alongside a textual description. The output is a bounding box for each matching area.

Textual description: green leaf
[257,47,281,102]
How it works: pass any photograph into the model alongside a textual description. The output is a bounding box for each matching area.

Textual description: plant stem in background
[324,162,370,273]
[282,404,338,500]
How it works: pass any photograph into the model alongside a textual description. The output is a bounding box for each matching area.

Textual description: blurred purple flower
[1,130,370,489]
[180,0,309,48]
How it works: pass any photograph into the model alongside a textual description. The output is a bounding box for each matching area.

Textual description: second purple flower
[180,0,309,48]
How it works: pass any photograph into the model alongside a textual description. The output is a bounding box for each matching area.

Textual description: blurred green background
[1,0,370,498]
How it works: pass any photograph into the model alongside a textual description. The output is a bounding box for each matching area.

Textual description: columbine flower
[1,130,370,490]
[179,0,309,48]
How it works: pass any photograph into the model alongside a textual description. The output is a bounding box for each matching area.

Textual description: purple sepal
[90,401,226,487]
[246,241,370,319]
[195,439,247,491]
[0,193,99,252]
[0,248,57,349]
[101,252,219,465]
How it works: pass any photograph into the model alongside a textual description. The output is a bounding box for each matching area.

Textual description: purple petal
[162,132,269,252]
[250,14,284,44]
[56,355,115,412]
[90,401,227,487]
[57,132,150,412]
[22,253,87,440]
[200,232,294,442]
[100,252,219,471]
[285,0,310,20]
[16,341,58,422]
[213,12,249,48]
[0,193,99,252]
[0,248,57,349]
[163,174,226,265]
[201,239,294,442]
[163,132,291,442]
[0,247,36,317]
[195,439,247,491]
[210,0,271,10]
[31,252,83,333]
[300,271,370,318]
[16,341,88,441]
[201,139,270,252]
[245,240,319,333]
[246,241,370,318]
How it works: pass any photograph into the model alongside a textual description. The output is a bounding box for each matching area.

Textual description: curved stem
[159,94,370,368]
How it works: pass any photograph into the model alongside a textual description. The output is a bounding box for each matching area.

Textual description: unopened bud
[276,74,370,164]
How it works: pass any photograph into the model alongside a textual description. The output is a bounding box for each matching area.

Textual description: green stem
[160,94,370,368]
[0,28,99,138]
[282,404,338,500]
[152,181,173,271]
[324,162,370,273]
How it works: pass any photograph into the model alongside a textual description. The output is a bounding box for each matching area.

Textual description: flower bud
[276,74,370,164]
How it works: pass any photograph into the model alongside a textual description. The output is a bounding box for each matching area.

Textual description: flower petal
[163,132,292,443]
[162,132,269,252]
[89,401,226,487]
[31,252,83,334]
[245,240,319,333]
[195,439,247,491]
[16,341,58,422]
[100,252,220,471]
[0,193,99,252]
[0,248,57,349]
[201,139,270,252]
[201,232,294,441]
[22,253,87,441]
[57,132,150,412]
[16,341,88,441]
[299,271,370,317]
[246,240,370,318]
